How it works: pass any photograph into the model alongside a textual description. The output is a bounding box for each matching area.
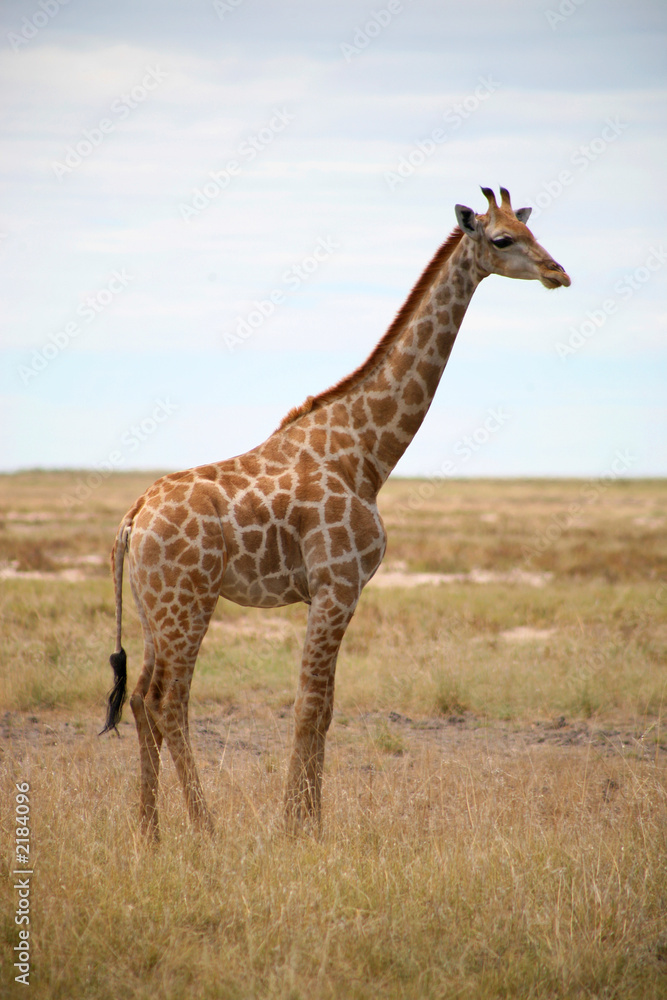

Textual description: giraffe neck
[338,235,486,487]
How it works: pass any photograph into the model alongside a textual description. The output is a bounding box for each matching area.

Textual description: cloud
[0,0,666,472]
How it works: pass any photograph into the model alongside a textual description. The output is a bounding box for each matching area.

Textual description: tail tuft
[100,647,127,736]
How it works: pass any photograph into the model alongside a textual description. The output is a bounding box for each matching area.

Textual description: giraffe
[102,187,570,839]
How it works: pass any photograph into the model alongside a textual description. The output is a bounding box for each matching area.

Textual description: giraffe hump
[278,395,316,429]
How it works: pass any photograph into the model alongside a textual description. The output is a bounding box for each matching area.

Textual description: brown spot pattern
[116,212,515,838]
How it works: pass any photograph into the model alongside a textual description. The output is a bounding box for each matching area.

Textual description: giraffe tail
[100,520,130,736]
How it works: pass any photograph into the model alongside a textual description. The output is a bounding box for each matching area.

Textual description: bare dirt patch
[3,706,664,769]
[499,626,557,643]
[207,617,296,643]
[0,562,90,582]
[370,561,552,589]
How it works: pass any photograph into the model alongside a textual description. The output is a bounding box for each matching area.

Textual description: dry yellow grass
[2,714,666,999]
[1,472,666,997]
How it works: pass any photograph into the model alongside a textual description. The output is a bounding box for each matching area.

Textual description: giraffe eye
[491,236,514,249]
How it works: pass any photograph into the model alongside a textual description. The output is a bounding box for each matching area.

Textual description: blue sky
[1,0,665,477]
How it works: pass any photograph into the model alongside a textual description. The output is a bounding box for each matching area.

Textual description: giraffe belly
[218,569,308,609]
[216,499,311,608]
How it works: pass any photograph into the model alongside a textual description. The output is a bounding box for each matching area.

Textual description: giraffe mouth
[539,261,571,289]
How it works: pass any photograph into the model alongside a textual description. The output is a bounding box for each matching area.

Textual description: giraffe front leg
[284,587,355,835]
[284,679,333,834]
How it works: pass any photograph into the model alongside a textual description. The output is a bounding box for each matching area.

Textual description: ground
[1,472,666,999]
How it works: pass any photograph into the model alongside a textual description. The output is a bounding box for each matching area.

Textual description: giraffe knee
[130,691,144,718]
[143,681,188,736]
[295,693,333,737]
[130,690,162,734]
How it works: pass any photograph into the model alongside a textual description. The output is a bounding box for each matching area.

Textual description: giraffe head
[455,186,571,289]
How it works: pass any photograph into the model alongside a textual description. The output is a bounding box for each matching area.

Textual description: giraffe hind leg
[161,678,213,834]
[129,627,163,841]
[130,624,214,838]
[145,657,214,835]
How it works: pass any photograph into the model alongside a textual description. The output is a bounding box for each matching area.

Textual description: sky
[1,0,665,478]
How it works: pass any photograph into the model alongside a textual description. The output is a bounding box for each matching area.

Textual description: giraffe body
[103,188,570,837]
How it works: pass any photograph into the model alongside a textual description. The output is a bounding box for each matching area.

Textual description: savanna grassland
[1,471,666,999]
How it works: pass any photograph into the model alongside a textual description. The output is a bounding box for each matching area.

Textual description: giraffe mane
[278,226,465,429]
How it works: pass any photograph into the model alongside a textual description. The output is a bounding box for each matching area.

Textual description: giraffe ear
[515,207,532,223]
[455,204,479,237]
